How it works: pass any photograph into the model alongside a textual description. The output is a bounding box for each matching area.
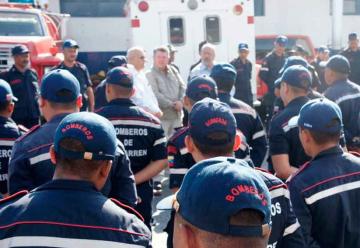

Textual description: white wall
[255,0,360,48]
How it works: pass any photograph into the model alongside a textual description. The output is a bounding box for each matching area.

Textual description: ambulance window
[205,16,221,44]
[169,18,185,45]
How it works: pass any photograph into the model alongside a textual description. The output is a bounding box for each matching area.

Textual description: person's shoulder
[0,190,29,208]
[230,98,257,118]
[75,61,89,71]
[135,107,162,125]
[16,124,41,142]
[255,168,288,194]
[1,120,22,138]
[169,126,189,143]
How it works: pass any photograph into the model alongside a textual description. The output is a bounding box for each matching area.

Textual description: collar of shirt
[333,79,349,85]
[108,98,136,107]
[11,65,30,75]
[59,61,80,70]
[34,179,98,193]
[218,92,232,102]
[287,96,309,109]
[48,113,70,125]
[312,146,343,161]
[0,115,11,125]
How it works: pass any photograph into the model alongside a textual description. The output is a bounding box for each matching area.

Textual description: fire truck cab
[0,3,68,79]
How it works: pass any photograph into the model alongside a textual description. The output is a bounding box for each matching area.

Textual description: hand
[173,101,183,112]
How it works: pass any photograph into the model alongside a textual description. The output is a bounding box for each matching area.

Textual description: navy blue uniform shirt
[324,79,360,149]
[8,113,137,206]
[219,92,268,166]
[0,117,22,195]
[0,66,40,127]
[341,48,360,85]
[0,179,151,247]
[269,96,311,168]
[230,57,253,106]
[53,62,92,111]
[94,79,107,110]
[288,146,360,248]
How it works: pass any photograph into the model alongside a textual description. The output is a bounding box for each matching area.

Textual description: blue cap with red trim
[186,75,217,101]
[176,157,271,237]
[11,44,29,56]
[0,79,17,103]
[54,112,117,161]
[189,98,236,146]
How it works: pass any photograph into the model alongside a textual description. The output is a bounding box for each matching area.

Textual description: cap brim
[274,78,282,88]
[12,96,18,102]
[156,194,176,211]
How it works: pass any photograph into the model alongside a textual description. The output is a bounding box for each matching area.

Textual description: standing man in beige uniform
[147,46,186,137]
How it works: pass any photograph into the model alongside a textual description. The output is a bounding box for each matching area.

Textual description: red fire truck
[0,3,68,79]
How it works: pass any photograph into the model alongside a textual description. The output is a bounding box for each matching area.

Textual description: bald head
[127,47,146,70]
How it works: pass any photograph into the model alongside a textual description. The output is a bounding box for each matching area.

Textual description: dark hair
[55,138,105,179]
[0,100,11,113]
[192,131,234,156]
[213,78,234,93]
[308,129,341,145]
[48,89,78,110]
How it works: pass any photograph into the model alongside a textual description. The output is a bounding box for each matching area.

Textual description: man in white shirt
[189,43,216,80]
[127,47,162,118]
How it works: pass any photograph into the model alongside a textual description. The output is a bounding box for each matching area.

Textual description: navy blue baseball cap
[106,66,133,88]
[278,65,312,90]
[11,45,29,56]
[292,98,343,134]
[186,75,217,102]
[318,45,330,53]
[62,39,79,49]
[41,69,81,103]
[274,77,282,89]
[326,55,350,74]
[275,35,288,46]
[349,32,358,41]
[238,43,249,51]
[0,79,17,103]
[54,112,117,161]
[189,98,236,146]
[279,56,309,74]
[210,63,237,82]
[176,157,271,237]
[108,55,127,68]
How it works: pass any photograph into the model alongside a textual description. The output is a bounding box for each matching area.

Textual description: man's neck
[14,64,27,73]
[274,50,284,57]
[194,152,233,163]
[311,143,339,159]
[45,110,75,122]
[0,113,10,119]
[63,60,76,68]
[284,93,306,106]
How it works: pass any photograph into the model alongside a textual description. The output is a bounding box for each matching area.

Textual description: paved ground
[151,177,172,248]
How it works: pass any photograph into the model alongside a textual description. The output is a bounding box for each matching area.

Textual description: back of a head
[41,69,81,110]
[53,112,117,181]
[174,158,271,248]
[105,66,134,98]
[279,65,312,95]
[188,98,237,156]
[186,75,218,105]
[210,63,237,93]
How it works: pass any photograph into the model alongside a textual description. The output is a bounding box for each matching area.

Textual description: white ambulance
[47,0,256,83]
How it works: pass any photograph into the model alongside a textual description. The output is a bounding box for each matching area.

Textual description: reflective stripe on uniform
[154,137,167,146]
[110,120,161,129]
[0,140,15,146]
[252,130,266,140]
[0,236,145,248]
[305,181,360,205]
[335,92,360,105]
[179,147,189,155]
[270,187,290,199]
[283,221,301,237]
[29,153,51,165]
[169,168,189,175]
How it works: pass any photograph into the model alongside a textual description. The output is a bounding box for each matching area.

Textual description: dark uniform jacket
[219,93,268,166]
[8,113,137,206]
[0,66,40,122]
[94,79,107,110]
[324,80,360,149]
[53,62,92,110]
[341,48,360,85]
[230,57,253,106]
[0,117,22,195]
[288,146,360,248]
[269,96,311,168]
[0,179,151,247]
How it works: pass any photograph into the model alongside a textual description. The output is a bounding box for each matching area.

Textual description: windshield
[0,11,44,36]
